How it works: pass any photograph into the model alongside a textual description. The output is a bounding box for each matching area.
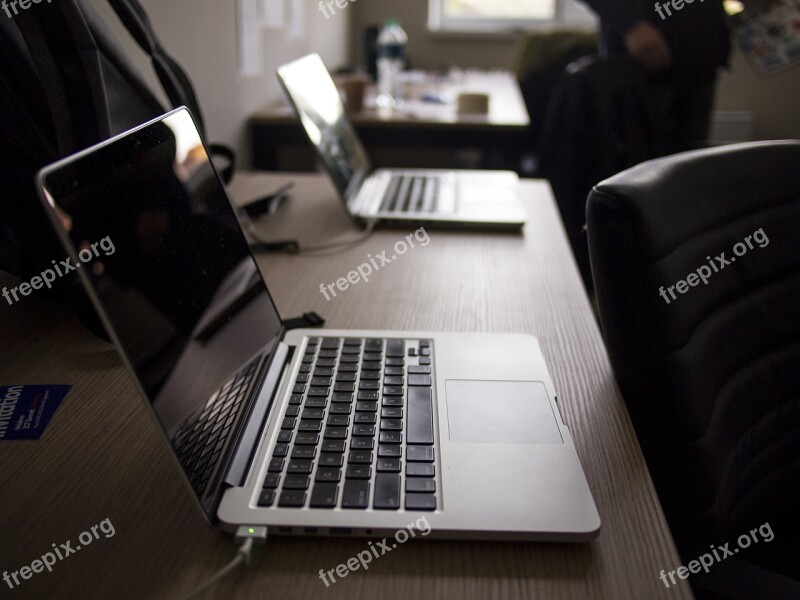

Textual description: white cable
[179,537,254,600]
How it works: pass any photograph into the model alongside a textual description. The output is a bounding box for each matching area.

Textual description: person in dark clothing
[582,0,731,152]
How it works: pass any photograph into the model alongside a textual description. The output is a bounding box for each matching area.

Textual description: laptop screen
[38,109,283,496]
[277,53,371,205]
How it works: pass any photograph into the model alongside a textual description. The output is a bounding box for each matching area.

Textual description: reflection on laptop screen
[278,54,371,203]
[39,109,283,444]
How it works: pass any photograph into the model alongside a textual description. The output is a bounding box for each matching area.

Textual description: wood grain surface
[0,172,692,600]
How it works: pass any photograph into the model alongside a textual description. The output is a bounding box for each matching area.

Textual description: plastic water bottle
[376,18,408,108]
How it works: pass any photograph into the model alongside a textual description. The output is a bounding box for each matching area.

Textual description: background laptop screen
[278,53,371,203]
[39,109,283,443]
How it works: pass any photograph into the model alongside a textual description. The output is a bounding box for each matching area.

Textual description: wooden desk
[0,173,691,600]
[250,71,531,172]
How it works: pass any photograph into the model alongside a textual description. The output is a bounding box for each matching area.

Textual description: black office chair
[586,141,800,599]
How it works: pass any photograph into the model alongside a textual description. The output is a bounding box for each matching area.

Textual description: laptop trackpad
[445,380,563,444]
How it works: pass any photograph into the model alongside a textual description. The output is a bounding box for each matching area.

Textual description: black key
[268,458,285,472]
[341,480,370,508]
[278,490,306,507]
[307,337,320,346]
[287,460,313,474]
[382,396,403,407]
[317,359,336,367]
[288,394,303,405]
[336,373,357,383]
[272,444,289,458]
[373,473,401,509]
[295,373,309,383]
[380,431,402,444]
[321,440,346,453]
[344,338,362,346]
[340,355,359,363]
[378,444,402,458]
[407,446,435,462]
[338,364,358,373]
[409,374,432,387]
[281,417,296,430]
[315,467,342,483]
[365,339,383,352]
[318,350,338,359]
[277,431,293,444]
[298,364,312,373]
[354,413,377,424]
[384,366,404,376]
[386,357,404,366]
[420,347,431,357]
[350,437,374,450]
[326,414,350,426]
[334,383,355,393]
[332,393,353,403]
[419,357,431,366]
[418,340,431,348]
[407,463,435,477]
[357,391,379,401]
[329,404,352,415]
[311,377,332,387]
[386,339,405,357]
[282,474,311,490]
[302,354,315,364]
[310,482,339,508]
[361,361,382,371]
[352,424,375,436]
[318,453,344,467]
[324,427,348,439]
[341,346,361,355]
[359,381,380,391]
[360,371,381,380]
[408,387,434,445]
[285,405,300,417]
[320,338,340,349]
[304,398,327,409]
[384,376,404,386]
[292,383,306,394]
[356,401,378,412]
[291,446,316,459]
[408,366,431,374]
[348,450,373,464]
[383,386,404,396]
[263,473,281,489]
[346,465,372,479]
[408,348,417,357]
[295,432,320,445]
[406,478,436,493]
[308,387,330,397]
[363,352,382,362]
[377,457,401,472]
[298,420,322,432]
[257,489,275,507]
[381,419,403,431]
[301,408,325,420]
[405,493,436,511]
[381,407,403,418]
[314,367,334,377]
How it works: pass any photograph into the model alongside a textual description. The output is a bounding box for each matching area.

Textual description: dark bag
[0,0,233,284]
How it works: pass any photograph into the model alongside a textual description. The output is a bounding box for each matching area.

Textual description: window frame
[428,0,595,33]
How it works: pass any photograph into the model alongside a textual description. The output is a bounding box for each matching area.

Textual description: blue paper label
[0,385,72,441]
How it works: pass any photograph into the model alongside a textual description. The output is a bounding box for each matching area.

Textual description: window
[429,0,596,32]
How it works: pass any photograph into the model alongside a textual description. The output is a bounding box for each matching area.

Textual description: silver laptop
[37,108,599,540]
[277,54,526,231]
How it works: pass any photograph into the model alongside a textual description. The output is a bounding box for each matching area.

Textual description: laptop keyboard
[380,175,440,214]
[172,355,262,496]
[259,337,437,511]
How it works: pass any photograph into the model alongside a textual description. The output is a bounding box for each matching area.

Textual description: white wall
[92,0,351,166]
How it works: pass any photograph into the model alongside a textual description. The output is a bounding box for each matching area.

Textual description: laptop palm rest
[445,380,563,444]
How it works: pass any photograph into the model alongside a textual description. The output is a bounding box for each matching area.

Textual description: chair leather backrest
[586,141,800,554]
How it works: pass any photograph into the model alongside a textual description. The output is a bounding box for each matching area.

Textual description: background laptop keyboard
[259,337,437,511]
[172,355,262,496]
[380,175,440,214]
